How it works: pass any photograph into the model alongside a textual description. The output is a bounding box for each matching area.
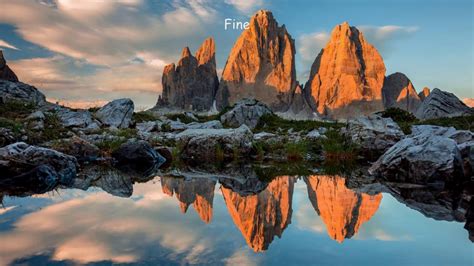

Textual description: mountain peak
[304,23,386,119]
[216,9,297,111]
[181,47,192,58]
[0,50,19,82]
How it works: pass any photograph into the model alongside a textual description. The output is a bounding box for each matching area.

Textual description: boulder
[215,10,297,111]
[175,125,253,161]
[96,98,134,128]
[56,108,97,128]
[0,80,46,105]
[112,140,166,173]
[220,98,272,129]
[415,88,473,120]
[157,38,218,111]
[382,72,422,113]
[369,133,466,187]
[44,136,101,163]
[0,142,78,186]
[0,50,18,82]
[186,120,223,129]
[304,22,386,119]
[0,128,16,147]
[136,121,159,133]
[345,115,404,154]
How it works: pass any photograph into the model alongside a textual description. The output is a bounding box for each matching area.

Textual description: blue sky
[0,0,472,108]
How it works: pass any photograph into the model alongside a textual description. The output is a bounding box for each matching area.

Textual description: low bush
[254,114,340,133]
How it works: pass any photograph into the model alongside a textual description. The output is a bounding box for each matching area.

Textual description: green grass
[285,141,310,161]
[0,117,22,134]
[133,111,159,123]
[254,114,340,133]
[165,113,196,124]
[379,108,473,134]
[415,115,474,132]
[0,100,36,119]
[96,139,127,155]
[379,108,418,134]
[320,129,359,161]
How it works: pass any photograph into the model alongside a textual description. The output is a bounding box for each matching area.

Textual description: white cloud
[358,25,419,55]
[225,0,264,14]
[298,31,330,65]
[0,0,216,66]
[9,55,164,109]
[0,39,19,50]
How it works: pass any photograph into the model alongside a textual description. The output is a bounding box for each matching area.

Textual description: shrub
[133,111,158,123]
[379,108,418,134]
[165,113,196,124]
[321,129,359,161]
[380,107,417,123]
[417,115,474,131]
[96,139,126,155]
[0,100,36,119]
[254,114,340,133]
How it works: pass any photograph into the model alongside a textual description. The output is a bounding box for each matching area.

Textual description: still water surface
[0,174,472,265]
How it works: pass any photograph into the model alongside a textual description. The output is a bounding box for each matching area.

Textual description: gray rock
[220,98,273,129]
[253,132,277,141]
[136,121,159,133]
[346,114,405,154]
[0,80,46,105]
[410,125,474,177]
[0,128,16,147]
[112,140,166,172]
[306,130,322,140]
[415,88,473,120]
[96,98,134,128]
[0,142,78,185]
[186,120,223,129]
[44,136,101,163]
[369,134,465,186]
[26,111,45,121]
[56,108,95,128]
[175,125,253,161]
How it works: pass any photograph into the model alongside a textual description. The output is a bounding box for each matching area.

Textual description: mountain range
[155,10,472,120]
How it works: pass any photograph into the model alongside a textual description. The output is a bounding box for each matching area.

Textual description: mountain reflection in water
[0,165,472,265]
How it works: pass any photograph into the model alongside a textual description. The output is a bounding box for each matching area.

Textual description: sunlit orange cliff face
[304,175,382,242]
[161,177,216,223]
[221,176,295,252]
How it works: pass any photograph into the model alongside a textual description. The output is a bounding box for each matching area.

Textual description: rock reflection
[221,176,295,252]
[304,175,382,243]
[160,176,216,223]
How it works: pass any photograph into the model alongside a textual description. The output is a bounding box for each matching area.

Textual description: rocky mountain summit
[304,22,386,119]
[382,72,421,113]
[152,10,470,122]
[415,88,473,119]
[156,38,218,111]
[215,10,297,111]
[0,50,18,82]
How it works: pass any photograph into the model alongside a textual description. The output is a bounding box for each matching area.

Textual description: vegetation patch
[133,111,159,123]
[415,115,474,132]
[379,108,473,133]
[320,129,359,161]
[165,113,196,124]
[254,114,341,133]
[96,139,127,155]
[0,100,36,120]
